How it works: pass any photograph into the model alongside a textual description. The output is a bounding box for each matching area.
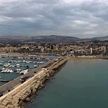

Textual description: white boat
[16,64,20,67]
[11,65,15,68]
[34,65,37,68]
[23,60,26,63]
[4,63,11,67]
[16,68,21,73]
[37,61,44,64]
[1,68,13,73]
[26,61,31,63]
[0,63,3,66]
[20,69,28,75]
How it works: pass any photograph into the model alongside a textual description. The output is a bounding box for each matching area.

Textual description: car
[20,76,30,83]
[0,92,3,97]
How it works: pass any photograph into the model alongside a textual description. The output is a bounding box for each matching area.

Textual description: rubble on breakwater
[0,57,67,108]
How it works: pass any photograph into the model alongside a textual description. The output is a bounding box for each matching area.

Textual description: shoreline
[0,55,108,108]
[67,55,108,60]
[0,52,108,59]
[0,57,67,108]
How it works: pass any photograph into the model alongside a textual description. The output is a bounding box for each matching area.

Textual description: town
[0,40,108,56]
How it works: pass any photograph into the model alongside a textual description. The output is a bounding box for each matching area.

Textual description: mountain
[29,35,80,43]
[0,35,80,44]
[91,36,108,41]
[0,35,108,44]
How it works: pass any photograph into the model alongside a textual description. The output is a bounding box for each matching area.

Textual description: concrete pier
[0,57,67,108]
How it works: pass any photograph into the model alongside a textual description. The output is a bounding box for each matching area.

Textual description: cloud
[73,20,90,25]
[0,0,107,37]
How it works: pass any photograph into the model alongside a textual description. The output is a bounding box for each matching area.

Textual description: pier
[0,57,67,108]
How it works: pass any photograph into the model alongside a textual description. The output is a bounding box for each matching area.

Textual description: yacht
[4,63,11,67]
[26,61,31,63]
[16,64,20,67]
[37,61,44,64]
[20,69,28,75]
[1,68,13,73]
[34,64,37,68]
[16,68,21,73]
[0,63,3,66]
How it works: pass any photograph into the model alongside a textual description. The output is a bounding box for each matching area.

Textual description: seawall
[67,55,108,60]
[0,57,67,108]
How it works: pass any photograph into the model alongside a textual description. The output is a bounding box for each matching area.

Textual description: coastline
[0,54,108,108]
[67,55,108,60]
[0,52,108,60]
[0,57,67,108]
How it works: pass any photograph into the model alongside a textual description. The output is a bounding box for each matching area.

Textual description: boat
[1,68,13,73]
[20,69,28,75]
[23,60,26,63]
[37,61,44,64]
[16,68,21,73]
[4,63,11,67]
[0,63,3,66]
[8,60,13,63]
[34,64,37,68]
[26,61,31,63]
[11,65,15,68]
[16,64,20,67]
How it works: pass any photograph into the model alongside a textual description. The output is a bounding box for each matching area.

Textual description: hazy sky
[0,0,108,38]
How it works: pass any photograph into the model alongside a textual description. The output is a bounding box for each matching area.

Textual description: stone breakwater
[0,57,67,108]
[68,55,108,59]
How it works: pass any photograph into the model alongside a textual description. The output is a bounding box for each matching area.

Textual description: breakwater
[0,57,67,108]
[68,55,108,60]
[25,59,108,108]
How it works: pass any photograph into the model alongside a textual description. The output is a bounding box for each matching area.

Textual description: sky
[0,0,108,38]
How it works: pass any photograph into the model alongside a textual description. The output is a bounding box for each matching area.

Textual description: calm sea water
[25,59,108,108]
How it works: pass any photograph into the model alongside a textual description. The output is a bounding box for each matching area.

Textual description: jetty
[0,57,67,108]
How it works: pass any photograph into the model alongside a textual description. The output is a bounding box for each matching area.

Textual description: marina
[1,55,108,108]
[0,56,67,108]
[0,55,53,86]
[0,0,108,108]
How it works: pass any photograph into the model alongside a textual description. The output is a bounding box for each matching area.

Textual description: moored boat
[1,68,13,73]
[20,69,28,75]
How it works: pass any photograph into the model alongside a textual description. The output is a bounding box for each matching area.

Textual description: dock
[0,57,67,108]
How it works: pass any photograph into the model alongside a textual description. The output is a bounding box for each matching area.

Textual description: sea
[25,59,108,108]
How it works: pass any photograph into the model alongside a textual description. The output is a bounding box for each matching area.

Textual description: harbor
[0,56,67,108]
[0,54,108,108]
[0,0,108,108]
[0,54,52,85]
